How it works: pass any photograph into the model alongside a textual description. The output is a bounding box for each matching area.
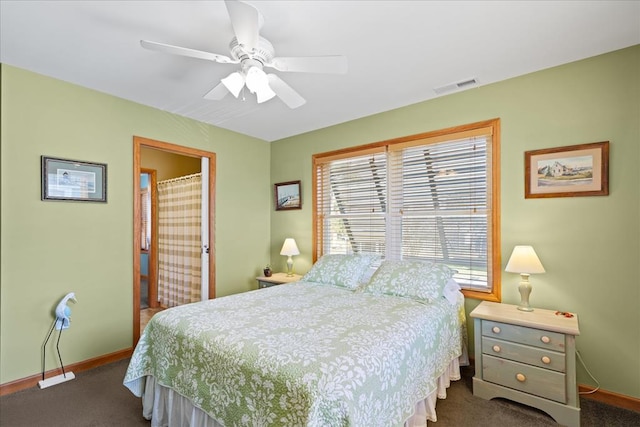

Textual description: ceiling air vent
[434,78,479,95]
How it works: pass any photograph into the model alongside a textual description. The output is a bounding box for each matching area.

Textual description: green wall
[2,45,638,400]
[269,45,640,398]
[0,65,272,384]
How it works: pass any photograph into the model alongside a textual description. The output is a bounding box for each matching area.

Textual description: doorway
[133,136,216,345]
[140,168,157,310]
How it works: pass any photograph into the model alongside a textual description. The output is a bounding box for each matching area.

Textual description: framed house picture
[274,180,301,210]
[41,156,107,202]
[524,141,609,199]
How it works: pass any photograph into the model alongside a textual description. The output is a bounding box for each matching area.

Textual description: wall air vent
[434,78,479,95]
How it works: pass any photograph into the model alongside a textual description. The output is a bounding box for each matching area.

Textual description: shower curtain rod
[157,172,202,185]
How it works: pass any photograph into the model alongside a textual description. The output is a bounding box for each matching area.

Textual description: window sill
[462,288,500,302]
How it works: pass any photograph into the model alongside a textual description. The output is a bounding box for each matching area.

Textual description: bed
[124,256,468,427]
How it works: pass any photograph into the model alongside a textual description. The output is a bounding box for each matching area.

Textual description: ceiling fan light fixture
[221,71,245,98]
[245,66,276,103]
[256,86,276,104]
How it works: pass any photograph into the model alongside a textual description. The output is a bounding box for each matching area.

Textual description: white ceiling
[1,1,639,142]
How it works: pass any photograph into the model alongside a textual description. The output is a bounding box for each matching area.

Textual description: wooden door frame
[133,136,216,345]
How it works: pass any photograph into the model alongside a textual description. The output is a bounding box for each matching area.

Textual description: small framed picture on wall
[274,180,301,211]
[524,141,609,199]
[41,156,107,203]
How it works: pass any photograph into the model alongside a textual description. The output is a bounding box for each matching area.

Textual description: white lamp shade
[280,238,300,256]
[505,245,545,274]
[255,87,276,104]
[245,67,276,103]
[221,71,245,98]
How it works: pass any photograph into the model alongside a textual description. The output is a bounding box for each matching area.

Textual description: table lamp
[280,238,300,277]
[505,245,545,312]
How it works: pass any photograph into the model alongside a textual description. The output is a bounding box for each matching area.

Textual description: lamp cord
[576,349,600,395]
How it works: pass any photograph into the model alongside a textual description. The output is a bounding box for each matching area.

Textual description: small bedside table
[256,272,302,289]
[470,301,580,427]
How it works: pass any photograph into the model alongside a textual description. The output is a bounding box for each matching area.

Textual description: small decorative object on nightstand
[263,265,272,277]
[256,272,302,289]
[471,301,581,427]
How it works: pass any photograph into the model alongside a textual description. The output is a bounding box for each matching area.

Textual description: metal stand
[39,317,75,389]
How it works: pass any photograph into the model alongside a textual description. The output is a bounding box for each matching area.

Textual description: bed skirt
[135,355,465,427]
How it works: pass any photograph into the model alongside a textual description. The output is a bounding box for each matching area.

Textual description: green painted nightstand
[471,301,581,427]
[256,272,302,289]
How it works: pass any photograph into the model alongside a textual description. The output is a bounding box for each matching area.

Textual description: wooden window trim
[312,119,501,302]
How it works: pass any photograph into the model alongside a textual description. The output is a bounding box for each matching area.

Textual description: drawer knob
[541,335,551,344]
[516,373,526,382]
[541,356,551,364]
[492,345,501,353]
[492,326,501,334]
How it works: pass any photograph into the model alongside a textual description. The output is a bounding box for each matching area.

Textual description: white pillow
[443,278,462,304]
[301,253,379,290]
[363,260,456,303]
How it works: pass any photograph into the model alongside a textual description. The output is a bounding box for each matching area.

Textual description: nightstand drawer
[483,354,567,403]
[257,280,278,289]
[256,273,302,289]
[482,320,566,352]
[482,337,566,372]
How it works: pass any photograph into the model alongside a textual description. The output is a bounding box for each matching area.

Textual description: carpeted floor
[1,359,638,426]
[1,360,148,427]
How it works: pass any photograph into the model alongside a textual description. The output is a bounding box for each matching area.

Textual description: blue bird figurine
[55,292,77,330]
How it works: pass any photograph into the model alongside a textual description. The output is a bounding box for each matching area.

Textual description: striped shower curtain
[157,173,202,307]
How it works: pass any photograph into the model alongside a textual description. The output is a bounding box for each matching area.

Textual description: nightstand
[256,272,302,289]
[470,301,580,427]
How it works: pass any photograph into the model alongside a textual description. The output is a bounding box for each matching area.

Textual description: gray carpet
[0,360,148,427]
[1,360,638,426]
[141,278,149,309]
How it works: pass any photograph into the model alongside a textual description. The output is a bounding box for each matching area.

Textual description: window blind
[315,149,387,259]
[313,120,499,295]
[388,135,492,290]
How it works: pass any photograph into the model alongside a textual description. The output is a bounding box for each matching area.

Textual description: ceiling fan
[140,0,347,109]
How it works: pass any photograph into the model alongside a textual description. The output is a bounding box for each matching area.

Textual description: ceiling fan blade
[225,0,260,51]
[140,40,237,64]
[203,81,230,100]
[267,56,348,74]
[267,74,306,109]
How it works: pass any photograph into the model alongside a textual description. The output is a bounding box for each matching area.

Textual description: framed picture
[524,141,609,199]
[274,180,301,210]
[41,156,107,202]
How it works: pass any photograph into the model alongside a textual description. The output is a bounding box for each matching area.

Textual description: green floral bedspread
[124,282,463,426]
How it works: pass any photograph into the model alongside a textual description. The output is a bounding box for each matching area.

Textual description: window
[313,119,500,301]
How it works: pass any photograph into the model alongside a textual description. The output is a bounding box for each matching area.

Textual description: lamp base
[286,256,294,277]
[517,274,534,312]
